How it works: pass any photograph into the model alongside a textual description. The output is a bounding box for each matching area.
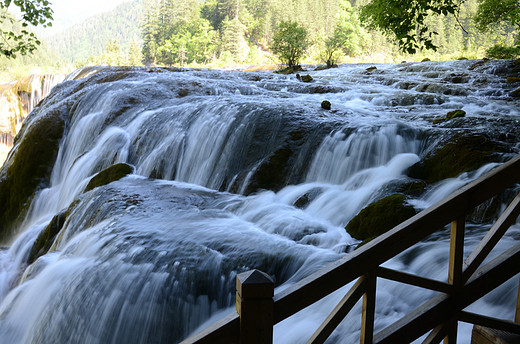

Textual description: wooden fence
[181,154,520,344]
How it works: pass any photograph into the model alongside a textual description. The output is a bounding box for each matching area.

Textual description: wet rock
[274,66,303,74]
[293,188,323,209]
[365,66,377,73]
[421,58,431,62]
[0,105,67,242]
[433,109,466,124]
[28,209,70,264]
[507,77,520,84]
[345,194,416,241]
[296,74,313,82]
[444,73,469,84]
[85,163,135,192]
[407,133,510,183]
[511,88,520,98]
[321,100,331,110]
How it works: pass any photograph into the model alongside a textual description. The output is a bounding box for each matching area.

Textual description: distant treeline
[140,0,517,67]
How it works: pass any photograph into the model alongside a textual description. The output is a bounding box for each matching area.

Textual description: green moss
[0,109,66,242]
[274,66,303,74]
[84,163,134,192]
[345,194,416,241]
[446,109,466,120]
[28,209,69,264]
[511,88,520,98]
[433,109,465,124]
[507,77,520,84]
[407,134,509,183]
[321,100,331,110]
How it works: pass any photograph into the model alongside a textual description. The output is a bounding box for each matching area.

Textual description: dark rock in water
[365,66,377,73]
[433,109,466,124]
[421,58,431,62]
[85,163,135,192]
[446,109,466,120]
[395,180,427,197]
[293,187,323,209]
[245,145,293,194]
[296,74,313,82]
[511,88,520,98]
[345,194,416,241]
[28,209,71,264]
[407,133,510,183]
[321,100,331,110]
[507,77,520,84]
[0,103,67,242]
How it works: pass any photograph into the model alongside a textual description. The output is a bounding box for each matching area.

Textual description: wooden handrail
[182,154,520,344]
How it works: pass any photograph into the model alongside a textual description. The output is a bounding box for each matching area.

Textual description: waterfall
[0,60,519,343]
[0,73,66,166]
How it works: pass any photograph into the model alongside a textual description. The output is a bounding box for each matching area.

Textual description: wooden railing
[181,154,520,344]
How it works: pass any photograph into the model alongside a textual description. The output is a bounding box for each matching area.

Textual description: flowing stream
[0,60,520,343]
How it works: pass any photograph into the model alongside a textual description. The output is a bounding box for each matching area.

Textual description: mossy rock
[421,58,431,62]
[446,109,466,120]
[296,74,313,82]
[85,163,135,192]
[433,109,466,124]
[345,194,416,241]
[28,209,69,264]
[274,66,303,74]
[511,88,520,98]
[507,77,520,84]
[407,134,509,183]
[0,107,66,242]
[321,100,331,110]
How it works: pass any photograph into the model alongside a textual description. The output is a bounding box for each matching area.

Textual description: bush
[271,21,310,68]
[485,44,520,59]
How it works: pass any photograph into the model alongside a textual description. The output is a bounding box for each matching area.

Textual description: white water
[1,60,519,343]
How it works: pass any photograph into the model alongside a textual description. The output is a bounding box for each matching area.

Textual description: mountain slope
[45,0,144,63]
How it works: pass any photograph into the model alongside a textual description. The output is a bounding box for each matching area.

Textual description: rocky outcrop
[345,194,416,242]
[407,133,510,184]
[0,96,68,242]
[85,163,135,192]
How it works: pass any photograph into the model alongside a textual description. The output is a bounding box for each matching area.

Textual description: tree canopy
[0,0,53,58]
[361,0,465,53]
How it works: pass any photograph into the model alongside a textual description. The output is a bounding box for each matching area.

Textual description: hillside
[44,0,144,64]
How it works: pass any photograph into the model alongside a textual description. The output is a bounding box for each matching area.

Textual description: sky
[40,0,133,34]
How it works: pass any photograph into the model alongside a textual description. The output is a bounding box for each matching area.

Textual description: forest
[139,0,518,67]
[0,0,518,80]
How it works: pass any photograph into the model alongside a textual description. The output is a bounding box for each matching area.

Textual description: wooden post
[361,271,376,344]
[236,270,274,344]
[445,216,465,344]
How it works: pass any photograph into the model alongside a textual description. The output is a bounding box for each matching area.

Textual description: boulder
[345,194,416,241]
[407,134,510,183]
[296,74,313,82]
[85,163,135,192]
[0,106,66,242]
[433,109,466,124]
[321,100,331,110]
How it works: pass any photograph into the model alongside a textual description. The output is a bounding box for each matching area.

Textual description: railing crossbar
[306,276,366,344]
[463,191,520,282]
[376,267,452,294]
[459,311,520,334]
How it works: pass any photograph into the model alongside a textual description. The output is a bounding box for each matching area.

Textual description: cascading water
[1,60,519,343]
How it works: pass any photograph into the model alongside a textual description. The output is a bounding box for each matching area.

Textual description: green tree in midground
[271,21,310,68]
[361,0,464,54]
[475,0,520,34]
[0,0,53,58]
[321,1,367,67]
